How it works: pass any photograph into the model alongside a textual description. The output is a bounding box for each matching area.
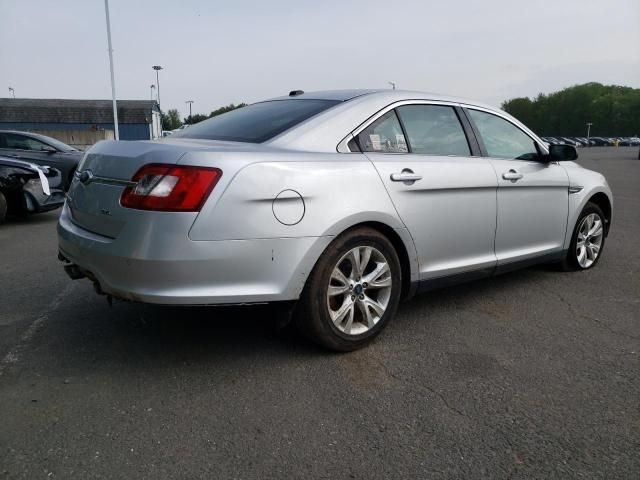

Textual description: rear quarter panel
[186,152,406,240]
[184,151,420,284]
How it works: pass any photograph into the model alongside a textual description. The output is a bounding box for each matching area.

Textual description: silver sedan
[58,90,613,350]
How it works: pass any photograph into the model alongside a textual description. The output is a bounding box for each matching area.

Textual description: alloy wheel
[576,213,604,268]
[326,246,393,335]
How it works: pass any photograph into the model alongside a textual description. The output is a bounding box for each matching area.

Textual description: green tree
[209,103,247,118]
[502,83,640,136]
[182,103,247,126]
[161,109,182,130]
[184,113,208,125]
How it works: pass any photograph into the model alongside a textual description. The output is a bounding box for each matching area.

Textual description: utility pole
[104,0,119,140]
[586,122,592,145]
[388,81,396,90]
[185,100,194,120]
[152,65,163,108]
[8,87,15,98]
[150,84,155,101]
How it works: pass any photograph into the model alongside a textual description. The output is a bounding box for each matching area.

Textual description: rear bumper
[57,204,331,305]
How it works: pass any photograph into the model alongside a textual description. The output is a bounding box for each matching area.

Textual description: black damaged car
[0,130,82,190]
[0,156,65,223]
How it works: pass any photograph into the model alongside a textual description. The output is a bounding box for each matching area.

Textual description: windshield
[172,99,341,143]
[39,135,77,152]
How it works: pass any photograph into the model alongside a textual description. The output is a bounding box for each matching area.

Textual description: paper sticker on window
[396,134,408,152]
[369,134,381,151]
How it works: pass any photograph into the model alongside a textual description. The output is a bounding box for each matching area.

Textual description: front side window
[357,110,408,153]
[467,109,538,160]
[396,105,470,156]
[4,133,50,151]
[173,99,340,143]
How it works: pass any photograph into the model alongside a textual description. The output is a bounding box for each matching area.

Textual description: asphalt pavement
[1,147,638,479]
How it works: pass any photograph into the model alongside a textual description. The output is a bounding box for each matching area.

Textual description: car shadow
[29,290,329,380]
[19,262,567,380]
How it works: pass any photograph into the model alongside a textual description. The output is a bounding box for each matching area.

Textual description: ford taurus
[57,90,613,350]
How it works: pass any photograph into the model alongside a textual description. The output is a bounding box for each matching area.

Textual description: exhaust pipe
[64,264,86,280]
[60,256,107,297]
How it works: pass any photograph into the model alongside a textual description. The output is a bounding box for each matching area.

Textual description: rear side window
[357,110,408,153]
[467,109,538,160]
[396,105,470,156]
[173,99,340,143]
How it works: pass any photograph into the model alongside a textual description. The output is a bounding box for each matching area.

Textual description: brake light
[120,164,222,211]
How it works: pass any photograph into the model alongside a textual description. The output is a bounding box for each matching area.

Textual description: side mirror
[548,144,578,161]
[42,145,57,154]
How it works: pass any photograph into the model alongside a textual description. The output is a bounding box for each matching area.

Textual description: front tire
[295,227,402,351]
[561,202,606,271]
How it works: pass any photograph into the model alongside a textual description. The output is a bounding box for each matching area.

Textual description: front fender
[563,181,613,250]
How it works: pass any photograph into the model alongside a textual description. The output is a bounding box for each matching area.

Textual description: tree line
[162,83,640,137]
[162,103,247,131]
[502,82,640,137]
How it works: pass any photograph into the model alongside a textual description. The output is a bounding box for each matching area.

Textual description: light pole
[185,100,194,120]
[586,122,592,145]
[388,81,396,90]
[150,84,155,101]
[103,0,119,140]
[8,87,15,98]
[152,65,163,108]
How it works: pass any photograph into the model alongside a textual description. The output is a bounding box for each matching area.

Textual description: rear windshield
[172,99,340,143]
[41,136,77,152]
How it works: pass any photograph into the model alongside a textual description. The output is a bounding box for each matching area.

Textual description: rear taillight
[120,164,222,212]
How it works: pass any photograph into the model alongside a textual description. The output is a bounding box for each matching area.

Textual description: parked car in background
[617,137,640,146]
[559,137,581,147]
[58,89,613,351]
[0,156,65,223]
[0,130,82,190]
[589,137,613,146]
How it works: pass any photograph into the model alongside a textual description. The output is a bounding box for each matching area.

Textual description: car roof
[265,89,497,110]
[265,89,518,152]
[267,89,383,102]
[0,129,52,143]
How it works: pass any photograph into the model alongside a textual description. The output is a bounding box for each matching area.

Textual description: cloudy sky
[1,0,639,117]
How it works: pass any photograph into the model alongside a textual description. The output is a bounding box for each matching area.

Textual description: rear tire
[0,191,7,224]
[294,227,402,351]
[560,202,606,271]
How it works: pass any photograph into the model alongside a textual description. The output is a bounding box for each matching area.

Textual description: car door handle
[502,170,523,181]
[390,169,422,183]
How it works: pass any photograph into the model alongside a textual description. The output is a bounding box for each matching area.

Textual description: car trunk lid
[67,139,260,238]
